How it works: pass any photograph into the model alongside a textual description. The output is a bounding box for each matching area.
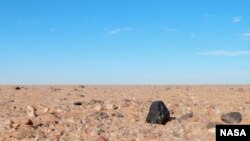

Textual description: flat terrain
[0,85,250,141]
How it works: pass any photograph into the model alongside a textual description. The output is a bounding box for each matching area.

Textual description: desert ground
[0,85,250,141]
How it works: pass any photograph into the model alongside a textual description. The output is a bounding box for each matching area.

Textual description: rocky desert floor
[0,85,250,141]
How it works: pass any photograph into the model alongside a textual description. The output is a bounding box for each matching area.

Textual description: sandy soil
[0,85,250,141]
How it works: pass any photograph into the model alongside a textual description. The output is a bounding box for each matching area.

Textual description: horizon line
[1,83,250,86]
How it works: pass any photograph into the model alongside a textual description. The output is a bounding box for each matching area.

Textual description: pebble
[92,112,109,120]
[206,122,222,129]
[81,118,87,125]
[79,94,85,97]
[15,87,21,90]
[90,99,104,105]
[25,119,33,126]
[94,104,103,111]
[79,85,85,88]
[111,112,124,118]
[74,101,82,106]
[26,106,37,118]
[221,112,242,124]
[215,108,221,115]
[179,112,193,120]
[106,102,117,110]
[96,136,108,141]
[43,107,50,113]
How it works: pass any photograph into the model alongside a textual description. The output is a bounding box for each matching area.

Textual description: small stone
[66,118,75,123]
[221,112,242,124]
[206,122,222,129]
[96,136,108,141]
[121,103,130,108]
[15,87,21,90]
[215,108,221,115]
[9,99,15,103]
[79,94,85,97]
[106,102,117,110]
[26,106,37,118]
[25,119,33,125]
[179,112,193,120]
[91,112,109,120]
[146,101,170,125]
[43,107,50,113]
[80,85,85,88]
[94,104,103,111]
[90,99,104,105]
[74,101,82,106]
[111,112,124,118]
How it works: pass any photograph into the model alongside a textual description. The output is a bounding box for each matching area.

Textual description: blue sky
[1,0,250,84]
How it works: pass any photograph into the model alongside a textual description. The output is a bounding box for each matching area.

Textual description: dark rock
[25,119,33,126]
[146,101,170,125]
[221,112,242,124]
[80,85,85,88]
[179,112,193,120]
[15,87,21,90]
[74,101,82,106]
